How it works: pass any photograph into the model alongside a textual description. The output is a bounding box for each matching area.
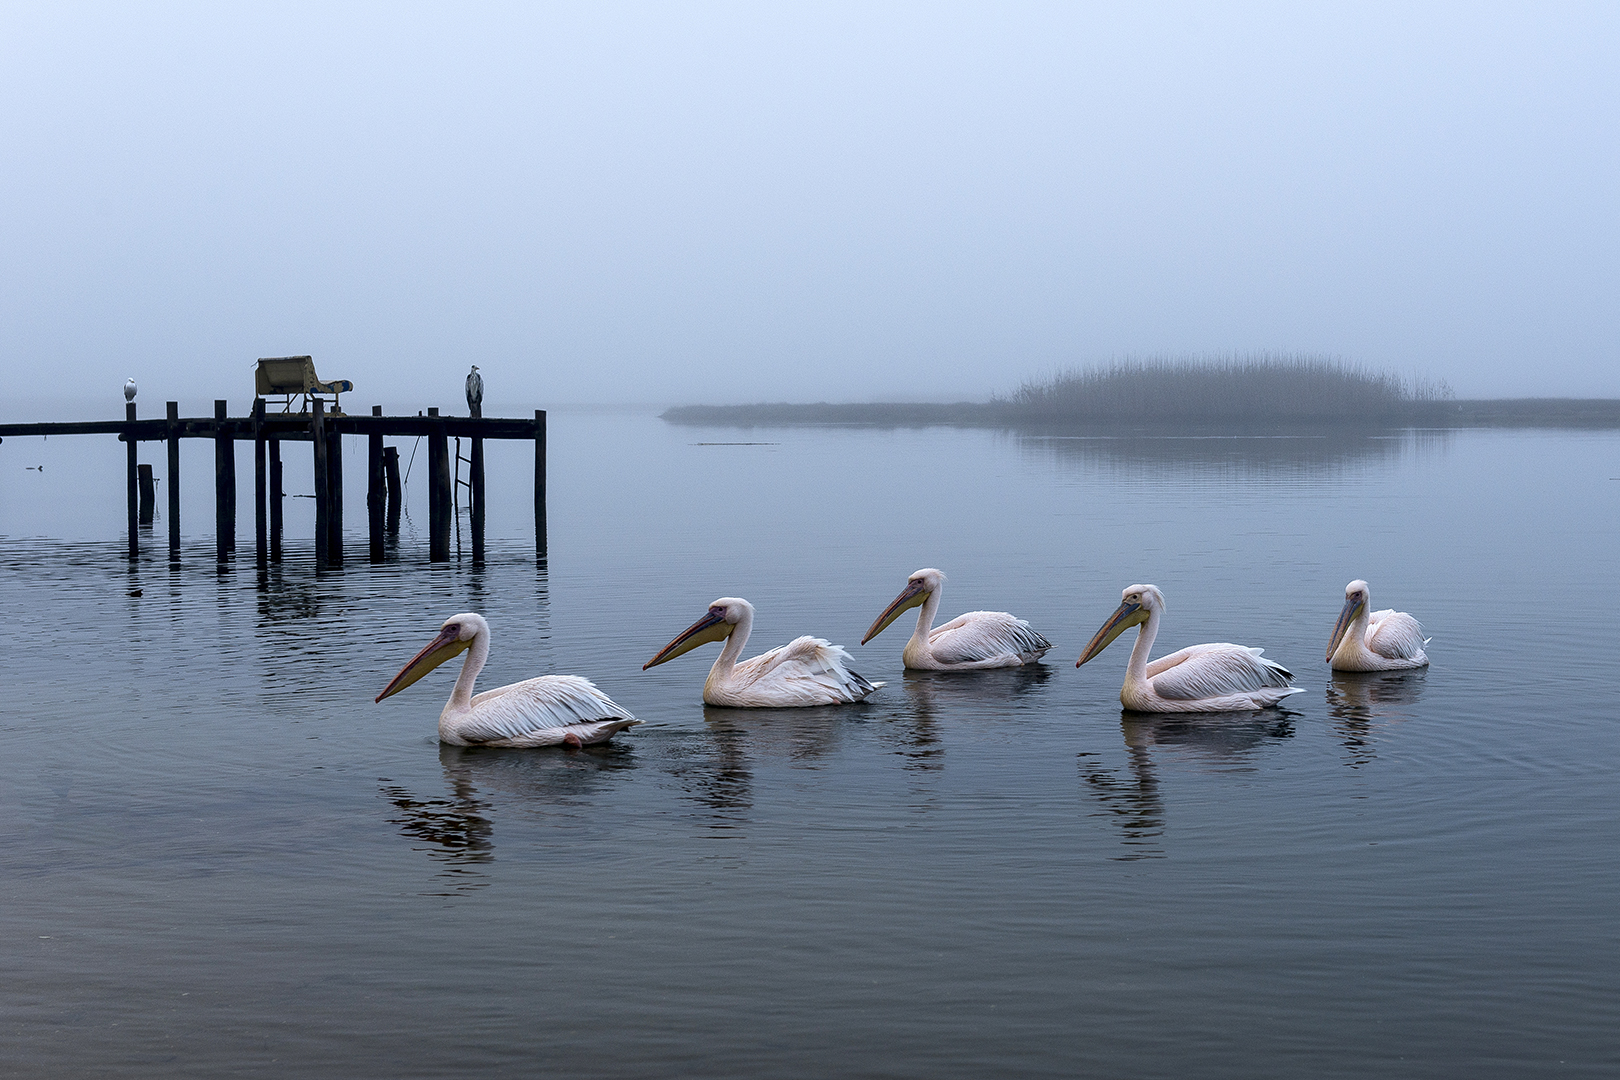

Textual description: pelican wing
[458,675,638,745]
[734,636,880,704]
[1365,610,1426,661]
[1147,644,1295,701]
[927,611,1053,665]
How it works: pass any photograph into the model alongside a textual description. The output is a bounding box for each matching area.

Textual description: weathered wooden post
[470,399,485,562]
[214,400,233,563]
[383,446,401,536]
[312,399,329,568]
[125,401,138,560]
[367,405,385,562]
[269,436,283,563]
[166,401,181,562]
[327,419,343,565]
[534,409,547,557]
[253,398,268,571]
[428,407,450,561]
[138,465,155,524]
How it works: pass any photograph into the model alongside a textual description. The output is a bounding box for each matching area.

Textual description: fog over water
[3,2,1618,406]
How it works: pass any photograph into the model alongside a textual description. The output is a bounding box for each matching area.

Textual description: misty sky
[2,2,1616,407]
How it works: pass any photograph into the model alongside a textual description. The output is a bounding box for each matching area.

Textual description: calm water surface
[1,409,1616,1078]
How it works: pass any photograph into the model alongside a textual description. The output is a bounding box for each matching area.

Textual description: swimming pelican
[1076,584,1304,712]
[1326,580,1429,671]
[862,568,1053,670]
[376,612,640,747]
[644,597,881,707]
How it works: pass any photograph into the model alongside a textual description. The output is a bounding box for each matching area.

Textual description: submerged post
[214,400,233,563]
[327,421,343,565]
[534,409,546,557]
[138,465,155,524]
[312,399,329,568]
[166,401,181,562]
[125,401,138,560]
[368,405,385,563]
[428,408,450,561]
[382,446,401,536]
[253,398,267,571]
[269,436,283,563]
[470,398,485,562]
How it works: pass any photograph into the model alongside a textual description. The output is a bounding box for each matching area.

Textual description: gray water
[1,409,1616,1078]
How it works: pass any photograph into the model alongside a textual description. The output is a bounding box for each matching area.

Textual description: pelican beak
[376,624,470,702]
[1076,601,1146,667]
[862,579,930,644]
[644,609,732,670]
[1326,596,1366,662]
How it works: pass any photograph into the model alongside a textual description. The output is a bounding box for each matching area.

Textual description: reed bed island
[662,355,1620,431]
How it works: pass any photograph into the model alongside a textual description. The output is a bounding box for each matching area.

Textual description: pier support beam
[253,398,267,572]
[327,421,343,565]
[313,400,329,568]
[138,465,155,524]
[428,408,450,561]
[383,446,401,537]
[367,405,385,563]
[535,410,547,557]
[125,402,138,561]
[215,400,234,563]
[166,401,181,563]
[269,436,283,563]
[470,400,485,562]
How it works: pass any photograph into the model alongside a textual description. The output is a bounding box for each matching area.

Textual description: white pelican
[1076,584,1304,712]
[1326,580,1429,671]
[862,568,1053,670]
[376,613,640,747]
[644,597,881,707]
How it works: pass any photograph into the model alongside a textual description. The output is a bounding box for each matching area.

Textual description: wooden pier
[0,399,547,566]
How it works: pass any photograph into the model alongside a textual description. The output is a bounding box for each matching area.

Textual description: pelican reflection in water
[863,568,1053,670]
[377,613,640,747]
[1077,585,1304,712]
[1327,668,1428,768]
[645,597,881,707]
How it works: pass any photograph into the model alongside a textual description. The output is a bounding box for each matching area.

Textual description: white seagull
[1326,580,1429,671]
[1076,584,1304,712]
[376,613,640,747]
[124,378,137,402]
[862,568,1053,670]
[644,597,881,707]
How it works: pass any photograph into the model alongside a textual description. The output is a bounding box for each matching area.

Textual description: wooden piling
[368,406,385,563]
[470,399,485,562]
[215,400,233,563]
[253,398,268,571]
[428,408,450,561]
[327,422,343,565]
[535,410,547,557]
[138,465,155,524]
[312,399,329,568]
[166,402,180,561]
[125,402,138,560]
[383,446,401,536]
[269,437,283,563]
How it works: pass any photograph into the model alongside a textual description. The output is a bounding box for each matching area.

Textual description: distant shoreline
[661,398,1620,430]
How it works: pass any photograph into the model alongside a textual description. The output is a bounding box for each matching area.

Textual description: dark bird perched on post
[465,365,483,416]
